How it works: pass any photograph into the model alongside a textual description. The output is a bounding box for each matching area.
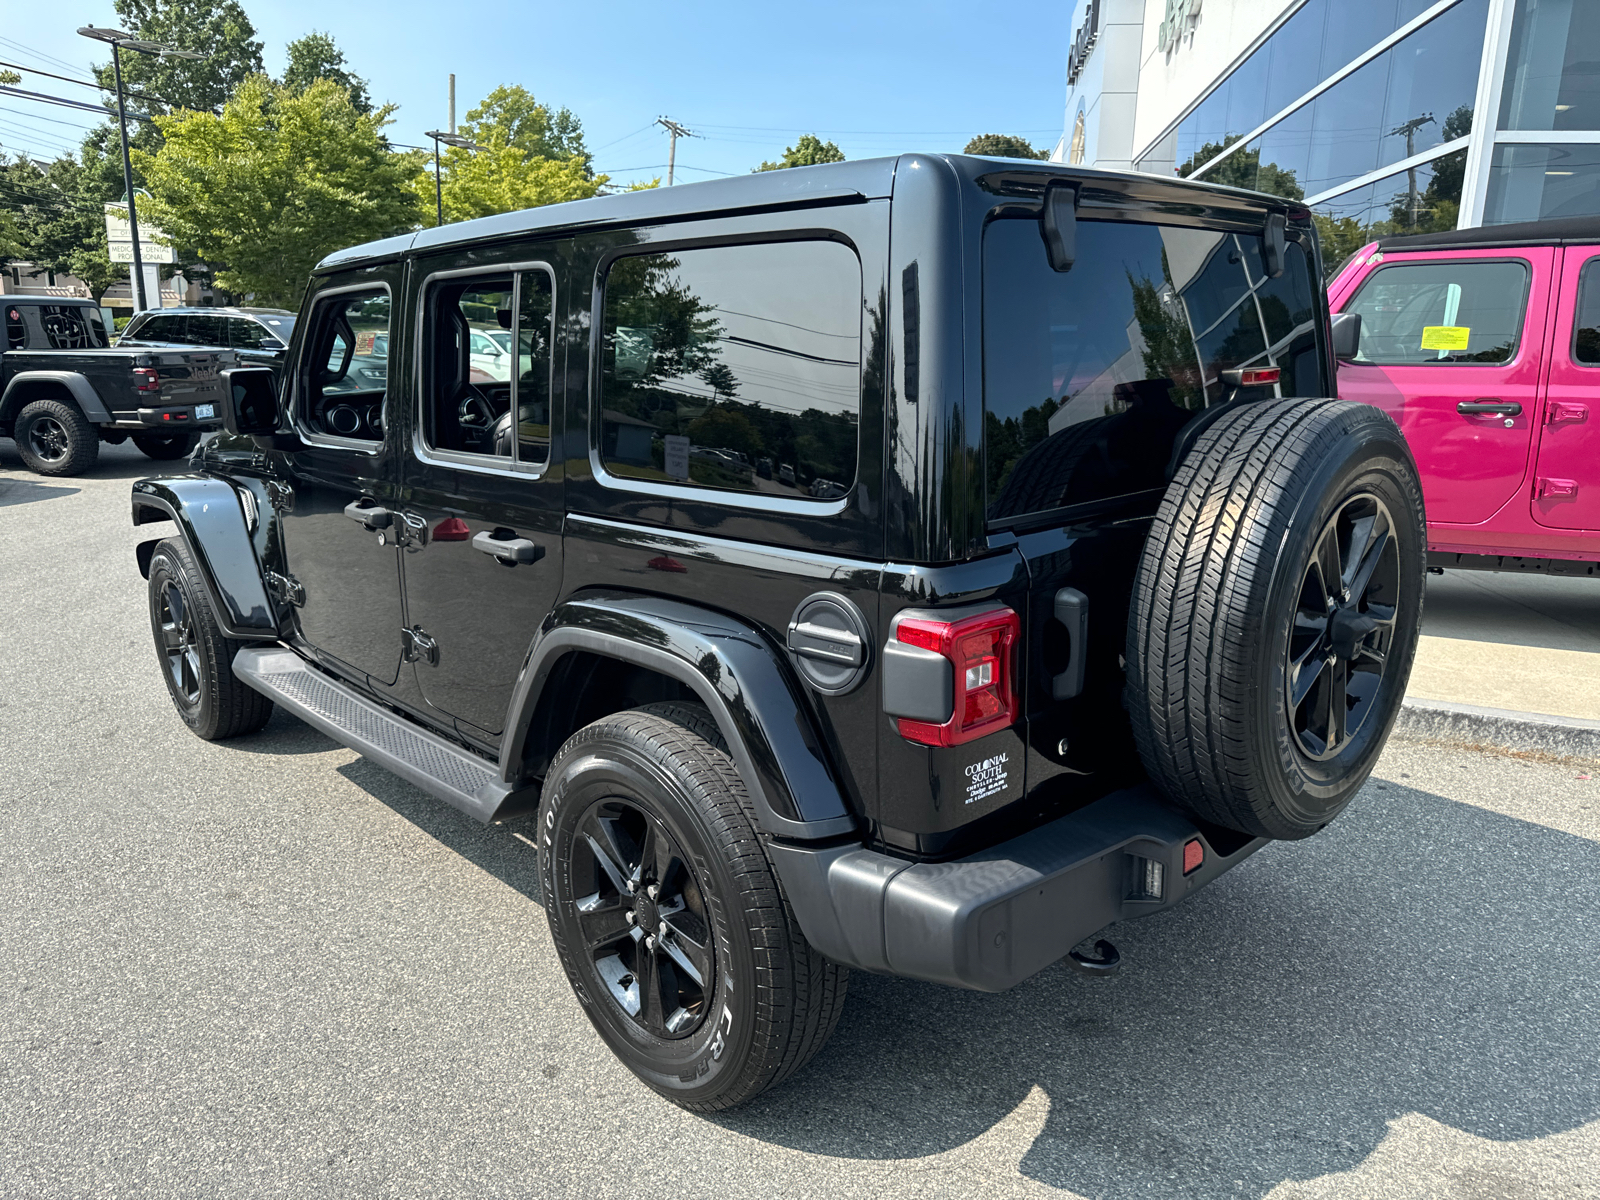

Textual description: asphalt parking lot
[3,440,1599,1199]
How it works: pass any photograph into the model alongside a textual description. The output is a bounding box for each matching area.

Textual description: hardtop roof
[314,154,1310,275]
[1376,215,1600,252]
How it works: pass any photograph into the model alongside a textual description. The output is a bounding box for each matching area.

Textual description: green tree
[426,85,603,222]
[134,76,422,307]
[755,134,845,172]
[92,0,264,114]
[963,134,1048,160]
[1179,136,1303,200]
[688,405,763,457]
[1,154,122,303]
[283,31,370,114]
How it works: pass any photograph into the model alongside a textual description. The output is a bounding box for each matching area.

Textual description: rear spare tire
[1126,399,1425,841]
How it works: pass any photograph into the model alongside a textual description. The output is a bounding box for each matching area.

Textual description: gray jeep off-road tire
[133,431,200,460]
[539,701,847,1111]
[1126,399,1425,841]
[146,537,274,740]
[14,397,99,476]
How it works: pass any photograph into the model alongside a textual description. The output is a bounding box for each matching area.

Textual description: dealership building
[1057,0,1600,248]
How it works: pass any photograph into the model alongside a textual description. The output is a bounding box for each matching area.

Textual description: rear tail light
[132,367,161,392]
[893,608,1020,746]
[1221,366,1281,388]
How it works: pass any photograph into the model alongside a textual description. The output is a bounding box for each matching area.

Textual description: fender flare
[131,475,278,640]
[501,592,857,841]
[1,371,113,425]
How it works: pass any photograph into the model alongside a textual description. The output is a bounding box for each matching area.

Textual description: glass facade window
[599,241,862,499]
[982,218,1319,523]
[1155,0,1458,179]
[1190,0,1485,209]
[1499,0,1600,131]
[1483,144,1600,224]
[1309,151,1468,265]
[1342,260,1530,364]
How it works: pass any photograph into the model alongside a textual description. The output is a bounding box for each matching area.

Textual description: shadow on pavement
[0,477,79,507]
[1423,570,1600,653]
[705,781,1600,1198]
[0,439,199,482]
[225,707,343,755]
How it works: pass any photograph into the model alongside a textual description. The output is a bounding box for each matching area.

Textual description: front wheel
[133,431,200,460]
[146,538,273,740]
[539,702,847,1111]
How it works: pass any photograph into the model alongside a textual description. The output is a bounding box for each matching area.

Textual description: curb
[1396,696,1600,760]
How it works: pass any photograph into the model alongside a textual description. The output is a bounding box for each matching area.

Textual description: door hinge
[263,570,305,607]
[1537,477,1578,500]
[401,625,440,666]
[265,480,294,512]
[1547,402,1589,425]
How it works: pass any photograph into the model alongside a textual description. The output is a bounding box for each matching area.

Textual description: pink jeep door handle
[1456,400,1522,416]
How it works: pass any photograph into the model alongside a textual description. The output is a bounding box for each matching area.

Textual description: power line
[0,104,99,133]
[0,35,92,77]
[0,58,181,111]
[0,84,147,121]
[591,122,658,153]
[690,121,1062,135]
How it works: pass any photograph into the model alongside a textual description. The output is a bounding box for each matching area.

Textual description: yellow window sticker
[1420,325,1471,351]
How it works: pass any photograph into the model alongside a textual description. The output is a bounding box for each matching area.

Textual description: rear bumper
[106,405,223,430]
[769,785,1267,992]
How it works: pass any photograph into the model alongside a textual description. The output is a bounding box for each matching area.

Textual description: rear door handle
[1457,400,1522,416]
[343,499,393,529]
[472,530,544,565]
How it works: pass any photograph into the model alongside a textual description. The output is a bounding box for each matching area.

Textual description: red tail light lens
[1236,367,1280,386]
[132,367,161,392]
[894,608,1020,746]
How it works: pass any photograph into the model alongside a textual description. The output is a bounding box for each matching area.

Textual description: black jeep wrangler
[131,155,1421,1111]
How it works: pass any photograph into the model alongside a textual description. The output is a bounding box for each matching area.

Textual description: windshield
[257,313,295,338]
[982,217,1322,524]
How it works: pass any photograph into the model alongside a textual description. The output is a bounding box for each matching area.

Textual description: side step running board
[232,646,523,824]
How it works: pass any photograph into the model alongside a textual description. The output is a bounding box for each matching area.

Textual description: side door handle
[343,499,393,529]
[1456,400,1522,416]
[472,529,545,565]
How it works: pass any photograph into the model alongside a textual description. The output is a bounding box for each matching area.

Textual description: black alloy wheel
[1287,494,1400,761]
[156,579,204,709]
[26,415,71,465]
[574,799,714,1038]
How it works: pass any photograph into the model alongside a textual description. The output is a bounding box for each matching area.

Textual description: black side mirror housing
[1263,212,1286,278]
[1041,181,1078,272]
[1330,311,1362,361]
[220,366,281,435]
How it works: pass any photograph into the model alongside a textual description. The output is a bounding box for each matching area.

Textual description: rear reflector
[894,607,1020,747]
[1237,367,1280,386]
[1183,838,1205,875]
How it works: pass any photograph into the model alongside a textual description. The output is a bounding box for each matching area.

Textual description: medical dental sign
[1157,0,1202,52]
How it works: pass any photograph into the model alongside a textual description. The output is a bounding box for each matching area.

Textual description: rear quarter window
[982,217,1320,525]
[1573,257,1600,365]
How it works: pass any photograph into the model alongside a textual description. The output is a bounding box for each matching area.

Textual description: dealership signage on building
[1068,0,1101,85]
[1157,0,1202,52]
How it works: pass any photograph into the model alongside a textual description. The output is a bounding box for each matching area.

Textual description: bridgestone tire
[1126,399,1425,841]
[133,431,200,460]
[14,398,99,477]
[146,538,274,740]
[539,702,848,1111]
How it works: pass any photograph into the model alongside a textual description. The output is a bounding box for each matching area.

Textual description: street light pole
[424,130,486,227]
[107,40,145,312]
[78,26,204,314]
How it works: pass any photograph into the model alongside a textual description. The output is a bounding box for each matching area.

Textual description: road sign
[104,202,175,264]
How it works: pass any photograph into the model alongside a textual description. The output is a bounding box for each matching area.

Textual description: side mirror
[1330,311,1362,362]
[1041,181,1078,272]
[220,366,280,436]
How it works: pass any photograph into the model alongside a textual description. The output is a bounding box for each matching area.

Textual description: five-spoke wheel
[156,580,204,709]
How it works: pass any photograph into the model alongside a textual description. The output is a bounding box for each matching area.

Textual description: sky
[0,1,1075,184]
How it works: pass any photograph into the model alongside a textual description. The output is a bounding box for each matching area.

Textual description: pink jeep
[1328,216,1600,576]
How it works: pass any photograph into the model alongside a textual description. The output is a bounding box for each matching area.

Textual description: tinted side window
[299,288,390,442]
[599,240,862,499]
[982,218,1319,524]
[5,304,26,350]
[187,313,227,346]
[1345,260,1530,365]
[421,270,552,465]
[131,314,184,342]
[1574,258,1600,365]
[39,305,106,349]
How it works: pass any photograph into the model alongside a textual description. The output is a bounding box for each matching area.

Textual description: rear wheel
[14,398,99,476]
[146,538,273,740]
[133,431,200,460]
[1126,399,1425,840]
[539,702,847,1111]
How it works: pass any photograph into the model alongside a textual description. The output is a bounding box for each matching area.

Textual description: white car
[469,328,513,381]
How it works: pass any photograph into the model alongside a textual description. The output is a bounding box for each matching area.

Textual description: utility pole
[655,117,695,185]
[1388,113,1436,229]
